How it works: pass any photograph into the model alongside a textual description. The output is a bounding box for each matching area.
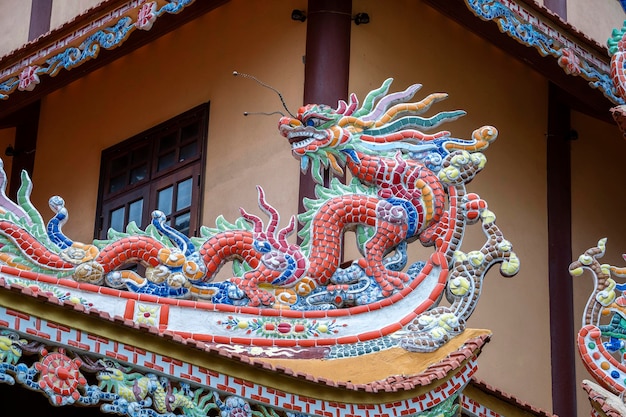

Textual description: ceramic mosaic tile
[0,79,518,359]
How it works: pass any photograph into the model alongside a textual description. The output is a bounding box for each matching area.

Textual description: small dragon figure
[571,239,626,395]
[91,358,216,416]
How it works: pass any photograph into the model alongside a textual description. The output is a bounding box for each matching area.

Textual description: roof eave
[424,0,618,124]
[0,0,229,121]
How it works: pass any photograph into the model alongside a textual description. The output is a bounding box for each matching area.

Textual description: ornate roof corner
[0,0,198,101]
[462,379,558,417]
[0,0,228,115]
[0,291,490,415]
[463,0,622,106]
[608,21,626,138]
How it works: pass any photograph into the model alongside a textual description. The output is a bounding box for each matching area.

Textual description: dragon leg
[231,268,280,307]
[307,195,379,285]
[357,200,410,296]
[199,231,290,305]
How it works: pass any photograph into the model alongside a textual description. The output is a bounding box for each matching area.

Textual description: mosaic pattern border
[460,394,502,417]
[0,304,476,416]
[0,0,195,100]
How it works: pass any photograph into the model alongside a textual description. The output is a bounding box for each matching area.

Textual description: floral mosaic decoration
[465,0,623,105]
[0,329,257,416]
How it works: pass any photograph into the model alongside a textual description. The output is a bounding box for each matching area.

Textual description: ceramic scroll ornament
[570,240,626,414]
[0,79,518,353]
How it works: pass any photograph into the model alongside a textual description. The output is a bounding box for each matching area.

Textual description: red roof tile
[469,378,557,417]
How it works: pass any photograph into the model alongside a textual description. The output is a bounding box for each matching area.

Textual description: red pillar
[547,83,577,417]
[298,0,352,220]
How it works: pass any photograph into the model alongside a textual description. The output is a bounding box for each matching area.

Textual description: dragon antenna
[234,71,296,118]
[243,111,285,117]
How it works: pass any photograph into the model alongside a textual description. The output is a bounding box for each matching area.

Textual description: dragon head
[279,102,362,183]
[279,78,471,184]
[0,331,25,364]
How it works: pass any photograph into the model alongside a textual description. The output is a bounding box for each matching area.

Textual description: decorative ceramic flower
[35,349,86,405]
[136,2,158,31]
[136,303,160,326]
[558,48,581,76]
[18,66,40,91]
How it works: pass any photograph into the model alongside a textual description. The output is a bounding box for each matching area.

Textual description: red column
[298,0,352,221]
[547,83,577,417]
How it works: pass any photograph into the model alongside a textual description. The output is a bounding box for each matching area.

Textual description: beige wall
[50,0,103,31]
[568,0,625,46]
[0,0,31,58]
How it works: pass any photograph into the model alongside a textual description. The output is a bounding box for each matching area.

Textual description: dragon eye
[304,117,326,127]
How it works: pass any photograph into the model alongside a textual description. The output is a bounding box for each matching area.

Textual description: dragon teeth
[291,137,315,149]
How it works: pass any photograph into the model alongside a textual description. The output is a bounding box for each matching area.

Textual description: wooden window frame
[95,103,209,239]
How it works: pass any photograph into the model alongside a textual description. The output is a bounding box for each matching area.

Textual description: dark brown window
[96,103,209,239]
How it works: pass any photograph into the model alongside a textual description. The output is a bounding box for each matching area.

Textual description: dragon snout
[278,117,301,137]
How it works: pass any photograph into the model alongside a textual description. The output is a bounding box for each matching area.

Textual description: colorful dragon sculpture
[571,239,626,396]
[0,78,518,352]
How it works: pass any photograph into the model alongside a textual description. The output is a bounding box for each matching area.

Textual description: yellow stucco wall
[35,0,305,242]
[0,0,31,58]
[16,0,626,415]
